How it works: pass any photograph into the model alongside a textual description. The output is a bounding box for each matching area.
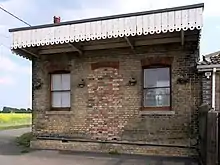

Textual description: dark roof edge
[204,50,220,57]
[9,3,204,32]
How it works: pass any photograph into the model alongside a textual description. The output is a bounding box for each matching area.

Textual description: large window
[51,73,71,109]
[143,67,171,110]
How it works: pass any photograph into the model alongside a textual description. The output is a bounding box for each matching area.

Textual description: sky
[0,0,219,110]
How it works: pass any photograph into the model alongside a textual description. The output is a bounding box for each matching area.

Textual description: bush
[15,132,33,148]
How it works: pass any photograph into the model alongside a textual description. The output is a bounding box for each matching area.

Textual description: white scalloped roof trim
[11,7,203,49]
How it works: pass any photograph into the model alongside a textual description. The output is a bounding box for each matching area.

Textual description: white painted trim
[198,68,220,72]
[10,7,203,49]
[197,64,220,72]
[212,68,216,110]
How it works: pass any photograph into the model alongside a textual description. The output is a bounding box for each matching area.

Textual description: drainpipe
[212,68,216,110]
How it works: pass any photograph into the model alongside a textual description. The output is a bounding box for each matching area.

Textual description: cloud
[0,54,16,71]
[0,76,15,85]
[56,0,219,24]
[0,51,31,74]
[108,0,220,18]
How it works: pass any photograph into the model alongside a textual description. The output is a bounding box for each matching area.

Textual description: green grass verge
[0,124,31,130]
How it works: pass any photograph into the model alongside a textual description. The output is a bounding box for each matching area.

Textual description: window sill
[45,111,74,115]
[140,111,175,115]
[140,106,171,111]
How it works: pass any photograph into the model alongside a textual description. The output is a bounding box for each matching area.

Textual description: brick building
[9,4,204,157]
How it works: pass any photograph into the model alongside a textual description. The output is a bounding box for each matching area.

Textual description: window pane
[52,92,62,107]
[144,88,170,107]
[51,74,62,90]
[61,74,70,90]
[61,91,70,107]
[144,68,170,88]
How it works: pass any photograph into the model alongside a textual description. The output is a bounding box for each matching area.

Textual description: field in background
[0,113,32,130]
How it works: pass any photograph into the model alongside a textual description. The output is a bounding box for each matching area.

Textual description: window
[143,67,171,110]
[51,73,71,109]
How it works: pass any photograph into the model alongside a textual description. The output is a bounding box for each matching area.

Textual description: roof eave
[197,64,220,72]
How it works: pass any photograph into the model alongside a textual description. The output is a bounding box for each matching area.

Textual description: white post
[212,68,216,110]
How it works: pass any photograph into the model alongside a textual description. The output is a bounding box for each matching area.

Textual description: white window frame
[50,72,71,110]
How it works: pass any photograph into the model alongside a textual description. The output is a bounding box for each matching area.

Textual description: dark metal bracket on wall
[33,78,43,90]
[128,77,137,86]
[78,79,86,88]
[176,75,189,84]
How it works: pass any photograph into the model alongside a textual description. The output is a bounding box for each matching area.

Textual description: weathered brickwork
[215,73,220,111]
[32,41,201,156]
[31,140,198,157]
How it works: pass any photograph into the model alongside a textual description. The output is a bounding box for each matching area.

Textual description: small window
[51,73,71,109]
[143,67,171,110]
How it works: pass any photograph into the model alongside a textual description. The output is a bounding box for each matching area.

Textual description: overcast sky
[0,0,219,109]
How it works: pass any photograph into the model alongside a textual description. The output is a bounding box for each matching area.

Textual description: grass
[15,132,33,148]
[15,132,33,153]
[0,113,32,130]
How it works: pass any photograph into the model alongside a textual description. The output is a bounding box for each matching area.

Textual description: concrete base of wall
[30,140,198,157]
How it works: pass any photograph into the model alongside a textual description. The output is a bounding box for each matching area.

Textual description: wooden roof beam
[68,43,83,55]
[20,48,39,58]
[125,37,136,54]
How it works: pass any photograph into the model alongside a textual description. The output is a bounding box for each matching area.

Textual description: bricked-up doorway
[86,64,124,140]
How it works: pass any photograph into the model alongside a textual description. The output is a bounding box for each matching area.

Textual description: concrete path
[0,127,31,155]
[0,128,200,165]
